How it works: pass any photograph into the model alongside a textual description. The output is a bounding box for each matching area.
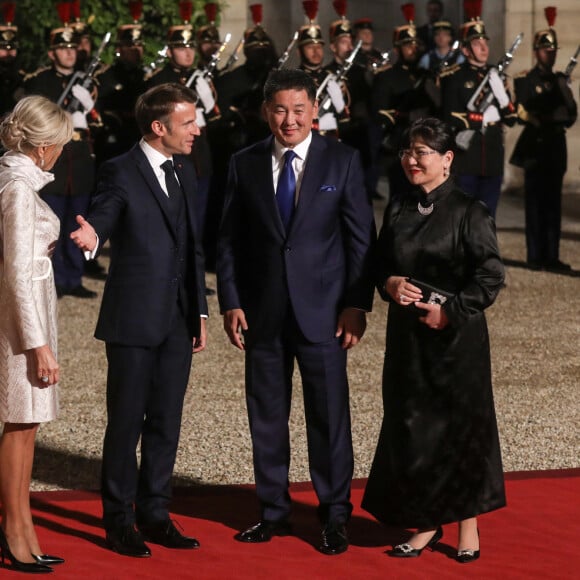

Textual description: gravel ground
[30,190,580,492]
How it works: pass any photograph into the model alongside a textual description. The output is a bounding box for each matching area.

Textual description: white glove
[325,78,345,114]
[482,104,501,127]
[71,84,95,111]
[318,111,338,131]
[195,107,206,128]
[488,68,510,108]
[71,110,88,129]
[195,76,216,114]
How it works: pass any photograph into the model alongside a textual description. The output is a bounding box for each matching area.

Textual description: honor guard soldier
[352,18,384,73]
[297,1,326,89]
[146,0,216,293]
[71,0,93,71]
[196,2,222,69]
[0,1,24,116]
[370,3,438,199]
[417,0,444,53]
[22,4,97,298]
[94,0,146,164]
[441,0,516,218]
[510,7,577,272]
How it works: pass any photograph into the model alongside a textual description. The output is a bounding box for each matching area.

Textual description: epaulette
[144,67,163,82]
[438,63,461,78]
[22,66,51,82]
[513,70,529,79]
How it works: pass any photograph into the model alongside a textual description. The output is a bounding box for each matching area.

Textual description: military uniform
[22,25,96,297]
[440,13,516,218]
[0,7,23,116]
[510,14,577,270]
[371,15,438,199]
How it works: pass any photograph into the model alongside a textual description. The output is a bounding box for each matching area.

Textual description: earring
[40,157,45,168]
[443,167,448,177]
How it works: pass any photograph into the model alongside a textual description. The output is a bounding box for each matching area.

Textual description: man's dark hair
[264,69,317,104]
[135,83,198,136]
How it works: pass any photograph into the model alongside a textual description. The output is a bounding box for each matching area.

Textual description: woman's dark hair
[264,68,317,104]
[401,117,456,155]
[135,83,198,136]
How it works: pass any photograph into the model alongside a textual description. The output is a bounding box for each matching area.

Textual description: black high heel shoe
[456,528,480,563]
[390,526,443,558]
[0,529,53,574]
[32,554,65,566]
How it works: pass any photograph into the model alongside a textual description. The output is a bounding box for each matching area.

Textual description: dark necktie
[161,159,182,200]
[276,150,297,230]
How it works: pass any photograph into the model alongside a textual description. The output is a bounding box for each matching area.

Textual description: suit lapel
[132,146,176,237]
[290,133,327,233]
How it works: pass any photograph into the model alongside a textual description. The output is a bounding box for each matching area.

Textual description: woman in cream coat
[0,96,72,573]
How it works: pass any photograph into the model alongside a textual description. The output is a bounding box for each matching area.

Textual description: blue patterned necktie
[276,150,297,230]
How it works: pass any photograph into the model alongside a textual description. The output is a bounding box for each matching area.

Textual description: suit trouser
[244,313,354,525]
[101,305,193,530]
[524,167,564,264]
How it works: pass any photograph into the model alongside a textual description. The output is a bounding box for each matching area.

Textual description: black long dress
[362,179,506,528]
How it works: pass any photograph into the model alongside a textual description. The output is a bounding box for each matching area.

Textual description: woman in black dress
[362,118,505,563]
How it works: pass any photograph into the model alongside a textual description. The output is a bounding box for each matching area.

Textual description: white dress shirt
[271,131,312,206]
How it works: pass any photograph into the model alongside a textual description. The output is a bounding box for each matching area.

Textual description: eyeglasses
[398,148,438,161]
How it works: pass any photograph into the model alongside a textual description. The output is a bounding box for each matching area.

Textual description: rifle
[276,31,299,70]
[439,40,460,72]
[221,36,244,73]
[316,40,363,113]
[57,31,111,111]
[564,45,580,77]
[185,33,231,88]
[145,45,168,75]
[467,32,523,113]
[371,50,391,73]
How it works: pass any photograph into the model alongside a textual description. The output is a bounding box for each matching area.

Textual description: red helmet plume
[204,2,218,24]
[128,0,142,23]
[302,0,318,23]
[179,0,193,23]
[332,0,347,19]
[544,6,556,28]
[401,2,415,24]
[1,1,16,25]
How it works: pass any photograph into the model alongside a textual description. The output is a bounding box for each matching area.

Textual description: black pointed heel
[0,530,53,574]
[390,526,443,558]
[456,528,480,563]
[32,554,65,566]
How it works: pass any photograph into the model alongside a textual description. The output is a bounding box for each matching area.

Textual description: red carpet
[20,469,579,579]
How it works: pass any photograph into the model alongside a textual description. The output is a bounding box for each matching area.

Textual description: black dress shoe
[318,523,348,555]
[390,526,443,558]
[545,259,572,272]
[456,548,480,563]
[139,520,200,549]
[84,260,107,280]
[105,525,151,557]
[67,285,97,298]
[32,554,65,565]
[0,528,53,574]
[234,520,292,543]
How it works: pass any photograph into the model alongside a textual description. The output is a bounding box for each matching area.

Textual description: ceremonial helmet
[533,7,558,50]
[50,2,78,49]
[329,0,352,44]
[196,2,221,46]
[0,1,18,50]
[459,0,489,44]
[298,1,324,47]
[393,3,419,47]
[70,0,91,41]
[115,0,144,47]
[244,4,274,51]
[168,1,195,48]
[353,18,374,34]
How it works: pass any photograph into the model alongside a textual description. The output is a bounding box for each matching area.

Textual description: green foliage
[14,0,223,72]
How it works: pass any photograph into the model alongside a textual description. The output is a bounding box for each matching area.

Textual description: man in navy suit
[71,83,208,557]
[217,69,375,555]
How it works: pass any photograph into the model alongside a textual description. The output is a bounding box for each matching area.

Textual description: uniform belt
[71,129,90,141]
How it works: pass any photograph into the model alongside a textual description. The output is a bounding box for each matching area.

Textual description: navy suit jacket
[89,144,208,347]
[217,132,375,345]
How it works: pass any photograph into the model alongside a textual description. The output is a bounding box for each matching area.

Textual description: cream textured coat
[0,151,60,423]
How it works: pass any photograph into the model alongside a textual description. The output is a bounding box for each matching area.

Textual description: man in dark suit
[217,69,375,555]
[70,83,208,557]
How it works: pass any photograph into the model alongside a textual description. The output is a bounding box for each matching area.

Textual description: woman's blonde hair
[0,95,74,153]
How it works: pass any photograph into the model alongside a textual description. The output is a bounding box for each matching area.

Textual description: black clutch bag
[408,278,454,315]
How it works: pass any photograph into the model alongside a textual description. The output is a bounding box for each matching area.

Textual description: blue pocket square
[319,184,337,192]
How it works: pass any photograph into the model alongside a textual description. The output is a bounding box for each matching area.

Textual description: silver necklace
[417,202,433,216]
